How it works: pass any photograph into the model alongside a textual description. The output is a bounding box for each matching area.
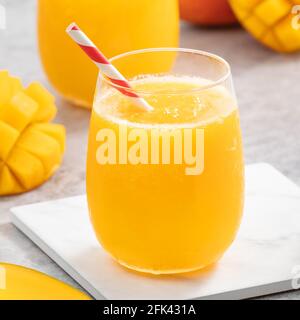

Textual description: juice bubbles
[86,50,244,274]
[37,0,179,107]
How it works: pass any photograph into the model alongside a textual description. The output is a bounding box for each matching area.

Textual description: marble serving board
[10,163,300,300]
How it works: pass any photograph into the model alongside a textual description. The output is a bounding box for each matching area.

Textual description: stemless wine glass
[87,48,244,275]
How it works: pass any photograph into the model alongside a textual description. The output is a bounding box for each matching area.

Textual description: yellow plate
[0,263,91,300]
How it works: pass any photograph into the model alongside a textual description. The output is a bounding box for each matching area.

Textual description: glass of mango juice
[87,48,244,275]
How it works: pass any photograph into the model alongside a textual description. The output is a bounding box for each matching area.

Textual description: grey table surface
[0,0,300,300]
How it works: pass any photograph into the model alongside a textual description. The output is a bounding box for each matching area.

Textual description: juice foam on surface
[94,75,237,127]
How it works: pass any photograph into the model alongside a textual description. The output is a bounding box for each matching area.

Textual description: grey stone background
[0,0,299,299]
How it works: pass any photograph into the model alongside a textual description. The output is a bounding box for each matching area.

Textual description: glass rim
[98,47,232,95]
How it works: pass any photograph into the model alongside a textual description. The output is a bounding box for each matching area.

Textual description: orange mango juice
[37,0,179,107]
[87,75,244,274]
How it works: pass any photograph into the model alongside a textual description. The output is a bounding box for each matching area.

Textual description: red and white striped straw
[66,23,152,111]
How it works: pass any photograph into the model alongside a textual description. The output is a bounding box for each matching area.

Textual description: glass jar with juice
[87,49,245,274]
[37,0,179,107]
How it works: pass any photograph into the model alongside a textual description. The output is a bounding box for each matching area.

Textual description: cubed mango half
[0,71,66,195]
[230,0,300,52]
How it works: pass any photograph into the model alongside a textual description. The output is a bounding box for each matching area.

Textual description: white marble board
[10,163,300,300]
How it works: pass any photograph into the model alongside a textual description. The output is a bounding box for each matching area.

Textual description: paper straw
[66,23,152,111]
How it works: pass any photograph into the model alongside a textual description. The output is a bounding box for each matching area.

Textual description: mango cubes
[0,71,66,195]
[230,0,300,52]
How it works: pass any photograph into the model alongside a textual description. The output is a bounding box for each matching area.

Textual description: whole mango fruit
[180,0,237,26]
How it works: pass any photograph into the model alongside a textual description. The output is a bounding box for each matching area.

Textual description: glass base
[115,258,218,275]
[100,242,224,275]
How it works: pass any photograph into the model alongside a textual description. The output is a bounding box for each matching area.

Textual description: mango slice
[0,166,23,196]
[0,121,19,160]
[25,82,57,122]
[230,0,300,53]
[1,92,39,132]
[0,70,66,196]
[31,123,66,154]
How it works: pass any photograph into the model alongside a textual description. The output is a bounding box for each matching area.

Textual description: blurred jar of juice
[37,0,179,108]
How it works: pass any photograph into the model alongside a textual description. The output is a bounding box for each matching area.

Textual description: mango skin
[230,0,300,53]
[180,0,237,26]
[0,71,66,196]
